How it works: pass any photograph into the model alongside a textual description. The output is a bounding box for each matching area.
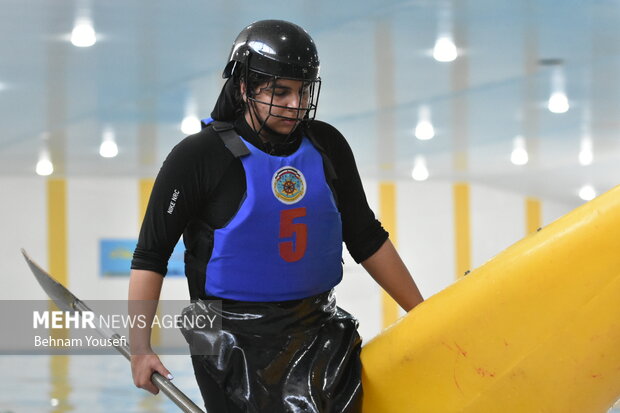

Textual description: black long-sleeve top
[131,116,388,300]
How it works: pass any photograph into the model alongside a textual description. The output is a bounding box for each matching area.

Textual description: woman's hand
[130,351,173,395]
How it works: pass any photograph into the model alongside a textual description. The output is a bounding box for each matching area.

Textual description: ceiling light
[71,19,97,47]
[578,185,596,201]
[415,120,435,140]
[181,115,201,135]
[36,150,54,176]
[433,4,457,63]
[99,141,118,158]
[578,137,593,166]
[411,155,429,181]
[548,92,569,114]
[510,136,528,166]
[99,127,118,158]
[547,66,569,114]
[415,106,435,140]
[433,37,457,62]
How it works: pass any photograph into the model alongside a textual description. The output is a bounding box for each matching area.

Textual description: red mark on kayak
[454,342,468,357]
[476,367,496,378]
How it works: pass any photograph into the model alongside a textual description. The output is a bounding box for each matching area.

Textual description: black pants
[182,290,363,413]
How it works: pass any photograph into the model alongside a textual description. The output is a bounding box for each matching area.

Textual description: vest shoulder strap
[211,121,250,158]
[304,130,339,208]
[305,131,338,181]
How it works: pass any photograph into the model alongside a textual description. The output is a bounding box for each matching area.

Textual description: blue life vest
[204,132,343,301]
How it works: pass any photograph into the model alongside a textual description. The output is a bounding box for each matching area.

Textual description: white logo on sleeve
[167,189,180,214]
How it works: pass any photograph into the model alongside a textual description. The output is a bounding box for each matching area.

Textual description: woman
[129,19,423,412]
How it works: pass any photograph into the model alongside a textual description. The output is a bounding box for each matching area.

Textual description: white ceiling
[1,0,620,206]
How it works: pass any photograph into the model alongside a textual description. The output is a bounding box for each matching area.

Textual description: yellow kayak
[361,185,620,413]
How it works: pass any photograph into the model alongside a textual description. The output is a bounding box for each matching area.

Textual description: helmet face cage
[245,71,322,124]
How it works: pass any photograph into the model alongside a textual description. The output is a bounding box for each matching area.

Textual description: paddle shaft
[71,300,205,413]
[22,250,205,413]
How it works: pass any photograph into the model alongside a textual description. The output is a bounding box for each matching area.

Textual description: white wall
[68,178,140,300]
[471,184,525,270]
[398,180,456,298]
[0,177,48,300]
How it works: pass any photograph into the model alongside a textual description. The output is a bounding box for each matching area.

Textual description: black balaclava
[210,78,238,122]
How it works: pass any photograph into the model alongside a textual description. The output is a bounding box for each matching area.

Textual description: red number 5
[279,207,307,262]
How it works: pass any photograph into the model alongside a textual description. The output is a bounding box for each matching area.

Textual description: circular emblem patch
[272,166,306,204]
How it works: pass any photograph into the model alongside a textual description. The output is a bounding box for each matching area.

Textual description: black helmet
[223,20,320,80]
[222,20,322,128]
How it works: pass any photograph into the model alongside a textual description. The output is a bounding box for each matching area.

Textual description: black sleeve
[309,121,389,263]
[131,129,233,276]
